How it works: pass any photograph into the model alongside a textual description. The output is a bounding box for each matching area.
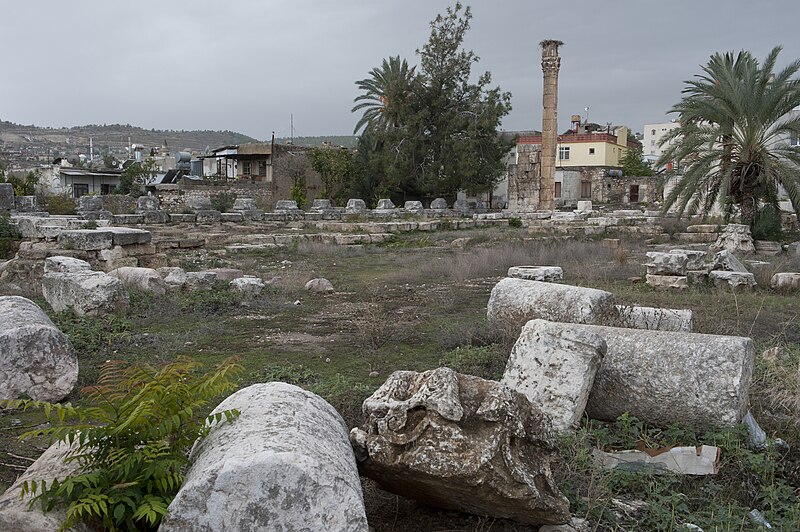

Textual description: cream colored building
[516,126,635,169]
[643,121,680,167]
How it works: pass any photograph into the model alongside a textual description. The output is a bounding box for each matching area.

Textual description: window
[588,147,595,155]
[243,161,251,176]
[100,184,114,195]
[217,159,222,176]
[651,129,656,135]
[558,146,570,160]
[554,182,562,198]
[580,181,592,199]
[258,160,267,177]
[73,184,89,198]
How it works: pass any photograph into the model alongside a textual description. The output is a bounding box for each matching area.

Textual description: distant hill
[275,135,357,149]
[0,120,258,157]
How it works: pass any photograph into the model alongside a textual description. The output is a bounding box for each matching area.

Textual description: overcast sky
[1,1,798,141]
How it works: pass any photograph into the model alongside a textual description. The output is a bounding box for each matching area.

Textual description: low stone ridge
[487,277,615,328]
[142,210,170,224]
[305,277,334,293]
[578,324,755,430]
[42,271,130,316]
[614,305,693,332]
[101,227,151,246]
[507,265,563,282]
[108,267,168,295]
[0,441,88,532]
[195,210,221,224]
[161,383,368,532]
[44,256,91,274]
[711,223,755,254]
[0,296,78,402]
[771,272,800,289]
[350,367,570,525]
[502,320,606,432]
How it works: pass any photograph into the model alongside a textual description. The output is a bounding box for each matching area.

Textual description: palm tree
[352,56,420,134]
[658,46,800,224]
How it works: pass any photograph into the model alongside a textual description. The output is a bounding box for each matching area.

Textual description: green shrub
[290,185,308,209]
[38,193,77,215]
[752,203,783,241]
[210,192,236,213]
[508,217,522,228]
[103,194,136,215]
[0,212,21,258]
[2,356,242,531]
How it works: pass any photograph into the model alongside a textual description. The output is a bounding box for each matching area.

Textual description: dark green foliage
[310,147,360,204]
[115,160,156,196]
[621,144,654,177]
[210,191,236,213]
[659,46,800,223]
[507,217,522,228]
[752,203,784,241]
[289,185,307,209]
[351,3,512,200]
[1,357,242,531]
[0,212,21,258]
[38,193,77,215]
[1,169,40,196]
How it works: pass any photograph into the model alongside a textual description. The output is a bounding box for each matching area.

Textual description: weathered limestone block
[376,199,395,210]
[136,195,160,211]
[220,212,242,222]
[709,270,756,289]
[487,278,615,327]
[669,248,707,270]
[108,267,168,296]
[229,276,264,297]
[614,305,693,332]
[754,240,782,255]
[686,224,719,233]
[346,198,367,212]
[645,274,688,289]
[14,196,38,212]
[0,183,13,211]
[77,195,103,212]
[274,199,299,211]
[112,213,144,225]
[788,241,800,256]
[168,213,195,223]
[311,198,333,210]
[305,277,334,293]
[507,266,563,282]
[185,195,214,212]
[674,232,718,243]
[576,324,755,430]
[44,256,91,274]
[239,209,264,221]
[430,197,448,210]
[710,249,749,273]
[159,267,187,290]
[102,227,151,246]
[0,441,88,532]
[185,271,217,291]
[195,210,221,224]
[502,320,606,432]
[0,296,78,402]
[576,200,592,213]
[57,229,113,251]
[404,200,424,213]
[771,272,800,290]
[42,271,130,316]
[645,251,687,275]
[350,368,570,525]
[160,383,368,532]
[687,270,709,285]
[142,210,170,224]
[232,197,257,211]
[711,224,755,253]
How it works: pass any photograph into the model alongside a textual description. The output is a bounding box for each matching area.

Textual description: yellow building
[517,125,636,168]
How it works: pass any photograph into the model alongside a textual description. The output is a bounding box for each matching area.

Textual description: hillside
[0,121,259,164]
[275,135,357,149]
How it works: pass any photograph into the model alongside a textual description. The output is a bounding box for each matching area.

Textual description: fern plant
[2,356,242,531]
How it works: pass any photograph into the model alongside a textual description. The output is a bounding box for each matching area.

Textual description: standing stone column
[539,40,563,212]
